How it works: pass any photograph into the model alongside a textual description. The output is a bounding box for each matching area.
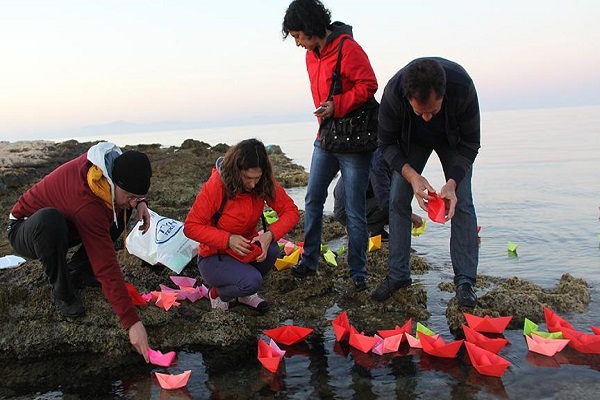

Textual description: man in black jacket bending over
[373,57,480,307]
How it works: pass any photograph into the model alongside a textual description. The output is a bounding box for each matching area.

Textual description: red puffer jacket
[184,168,299,258]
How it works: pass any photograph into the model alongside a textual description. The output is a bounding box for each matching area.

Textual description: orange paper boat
[592,326,600,335]
[525,333,569,357]
[332,311,351,342]
[377,318,412,342]
[420,334,464,358]
[543,307,575,333]
[462,324,509,354]
[155,370,191,390]
[464,342,510,377]
[464,313,512,334]
[257,338,284,373]
[427,191,446,224]
[349,331,378,353]
[155,291,179,311]
[368,235,381,252]
[372,333,402,355]
[147,348,176,367]
[264,325,313,346]
[561,327,600,354]
[126,282,148,306]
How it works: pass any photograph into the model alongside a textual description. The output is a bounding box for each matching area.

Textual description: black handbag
[319,37,379,153]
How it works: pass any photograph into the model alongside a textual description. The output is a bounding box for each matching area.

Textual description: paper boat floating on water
[332,311,351,342]
[523,317,564,339]
[420,334,464,358]
[264,325,313,346]
[257,338,285,373]
[525,333,569,357]
[544,307,574,333]
[349,331,378,353]
[464,313,512,334]
[464,342,510,377]
[372,333,403,355]
[155,370,191,390]
[377,318,412,342]
[592,326,600,335]
[561,328,600,354]
[463,324,509,354]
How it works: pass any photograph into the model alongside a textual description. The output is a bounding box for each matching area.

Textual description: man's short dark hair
[402,58,446,104]
[282,0,331,39]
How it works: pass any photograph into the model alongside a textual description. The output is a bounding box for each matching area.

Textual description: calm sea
[42,105,599,398]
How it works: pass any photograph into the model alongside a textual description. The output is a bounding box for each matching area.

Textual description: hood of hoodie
[86,142,123,224]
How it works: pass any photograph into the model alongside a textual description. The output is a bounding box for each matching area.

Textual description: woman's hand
[136,201,151,234]
[228,234,252,256]
[252,231,273,262]
[314,100,334,119]
[128,320,149,363]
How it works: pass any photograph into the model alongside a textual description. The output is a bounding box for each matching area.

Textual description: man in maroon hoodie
[7,142,152,362]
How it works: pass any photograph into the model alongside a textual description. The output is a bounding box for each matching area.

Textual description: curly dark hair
[220,138,275,202]
[282,0,331,39]
[402,58,447,104]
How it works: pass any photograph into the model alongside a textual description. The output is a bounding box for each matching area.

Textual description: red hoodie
[11,153,140,330]
[184,168,299,258]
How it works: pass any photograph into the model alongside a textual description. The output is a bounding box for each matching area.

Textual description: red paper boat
[464,342,510,377]
[257,338,284,373]
[420,333,464,358]
[126,282,148,306]
[427,191,446,224]
[264,325,313,346]
[372,333,403,355]
[464,313,512,334]
[525,333,569,357]
[561,327,600,354]
[147,348,176,367]
[377,318,412,342]
[592,326,600,335]
[332,311,351,342]
[155,370,191,390]
[463,324,509,354]
[543,307,574,333]
[349,331,378,353]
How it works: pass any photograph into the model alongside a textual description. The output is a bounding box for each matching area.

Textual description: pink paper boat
[463,324,509,354]
[147,348,177,367]
[405,332,440,349]
[592,326,600,335]
[141,293,154,303]
[155,291,179,311]
[257,338,284,373]
[179,286,202,302]
[332,311,351,342]
[268,339,286,357]
[372,333,402,355]
[155,370,191,390]
[159,284,187,301]
[464,342,510,377]
[427,191,446,224]
[264,325,314,346]
[169,276,196,288]
[525,333,569,357]
[420,334,464,358]
[464,313,513,334]
[561,327,600,354]
[284,241,296,255]
[543,307,574,333]
[377,318,412,342]
[349,331,378,353]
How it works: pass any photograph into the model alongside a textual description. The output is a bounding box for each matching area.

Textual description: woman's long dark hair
[282,0,331,39]
[220,138,275,201]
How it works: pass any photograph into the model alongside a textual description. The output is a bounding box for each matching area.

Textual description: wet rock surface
[0,139,592,396]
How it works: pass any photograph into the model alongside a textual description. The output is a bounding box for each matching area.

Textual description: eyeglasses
[126,195,146,204]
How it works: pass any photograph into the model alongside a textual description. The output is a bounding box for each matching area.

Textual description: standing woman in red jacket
[282,0,378,291]
[184,139,299,313]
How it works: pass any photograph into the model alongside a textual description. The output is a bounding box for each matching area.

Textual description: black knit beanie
[112,151,152,195]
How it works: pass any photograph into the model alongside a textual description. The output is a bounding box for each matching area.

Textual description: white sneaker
[238,293,270,314]
[210,294,229,311]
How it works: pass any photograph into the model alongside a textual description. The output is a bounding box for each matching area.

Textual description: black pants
[8,207,130,301]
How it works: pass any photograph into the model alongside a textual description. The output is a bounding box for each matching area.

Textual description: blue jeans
[303,140,372,280]
[388,144,478,286]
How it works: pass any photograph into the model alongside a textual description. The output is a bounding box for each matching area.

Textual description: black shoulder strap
[327,36,350,100]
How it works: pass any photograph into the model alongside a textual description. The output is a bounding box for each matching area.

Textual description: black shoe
[291,262,317,279]
[54,293,85,317]
[371,276,412,301]
[456,283,477,307]
[353,276,368,292]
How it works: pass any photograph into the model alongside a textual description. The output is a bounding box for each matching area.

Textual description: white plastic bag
[125,209,199,274]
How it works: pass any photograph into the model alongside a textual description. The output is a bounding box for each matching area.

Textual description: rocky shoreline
[0,139,592,397]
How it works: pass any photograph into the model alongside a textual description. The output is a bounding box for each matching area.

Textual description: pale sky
[1,0,598,139]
